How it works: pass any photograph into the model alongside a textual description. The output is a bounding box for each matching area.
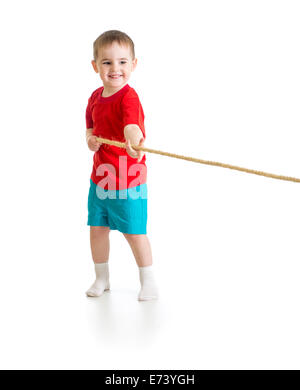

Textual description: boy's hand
[87,135,102,152]
[125,138,145,162]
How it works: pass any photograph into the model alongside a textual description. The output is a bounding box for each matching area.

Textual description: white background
[0,0,300,369]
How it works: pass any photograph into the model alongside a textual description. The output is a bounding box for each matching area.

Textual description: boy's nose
[111,63,119,71]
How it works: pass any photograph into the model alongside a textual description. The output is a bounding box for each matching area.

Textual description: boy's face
[91,41,137,91]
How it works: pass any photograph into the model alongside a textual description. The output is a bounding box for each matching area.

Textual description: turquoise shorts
[87,179,148,234]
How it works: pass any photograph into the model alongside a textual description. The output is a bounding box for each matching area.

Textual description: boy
[85,30,158,301]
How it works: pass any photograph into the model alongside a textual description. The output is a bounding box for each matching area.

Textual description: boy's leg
[123,234,158,300]
[86,226,110,297]
[90,226,110,264]
[122,233,152,267]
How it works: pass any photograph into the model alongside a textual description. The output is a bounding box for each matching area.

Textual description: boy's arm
[124,124,145,162]
[86,128,93,143]
[86,128,101,152]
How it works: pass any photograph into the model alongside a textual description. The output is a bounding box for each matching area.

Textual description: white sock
[86,262,110,297]
[138,265,159,301]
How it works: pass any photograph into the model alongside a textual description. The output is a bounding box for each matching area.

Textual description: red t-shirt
[86,83,147,190]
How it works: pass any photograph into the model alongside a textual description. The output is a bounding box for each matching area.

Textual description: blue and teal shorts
[87,179,148,234]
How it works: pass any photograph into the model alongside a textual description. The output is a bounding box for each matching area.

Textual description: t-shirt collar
[98,83,130,102]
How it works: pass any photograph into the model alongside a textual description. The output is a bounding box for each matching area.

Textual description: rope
[96,137,300,184]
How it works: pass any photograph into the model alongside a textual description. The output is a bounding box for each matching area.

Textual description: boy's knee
[123,233,143,242]
[90,226,110,236]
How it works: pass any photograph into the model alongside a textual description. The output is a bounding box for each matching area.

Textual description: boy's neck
[102,83,128,97]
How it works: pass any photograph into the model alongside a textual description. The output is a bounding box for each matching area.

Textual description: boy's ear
[131,58,138,71]
[91,60,99,73]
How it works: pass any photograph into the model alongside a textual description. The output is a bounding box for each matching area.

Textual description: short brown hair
[93,30,135,61]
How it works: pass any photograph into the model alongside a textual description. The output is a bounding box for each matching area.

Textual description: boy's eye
[102,61,127,65]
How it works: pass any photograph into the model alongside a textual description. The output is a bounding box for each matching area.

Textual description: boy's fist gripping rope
[96,136,300,184]
[125,138,145,163]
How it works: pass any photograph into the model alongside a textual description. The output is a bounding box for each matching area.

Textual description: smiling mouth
[109,75,122,79]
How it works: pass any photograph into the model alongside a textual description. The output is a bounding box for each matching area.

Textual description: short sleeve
[86,97,93,129]
[121,93,145,137]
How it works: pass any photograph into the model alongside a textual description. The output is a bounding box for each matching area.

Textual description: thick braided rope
[96,137,300,184]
